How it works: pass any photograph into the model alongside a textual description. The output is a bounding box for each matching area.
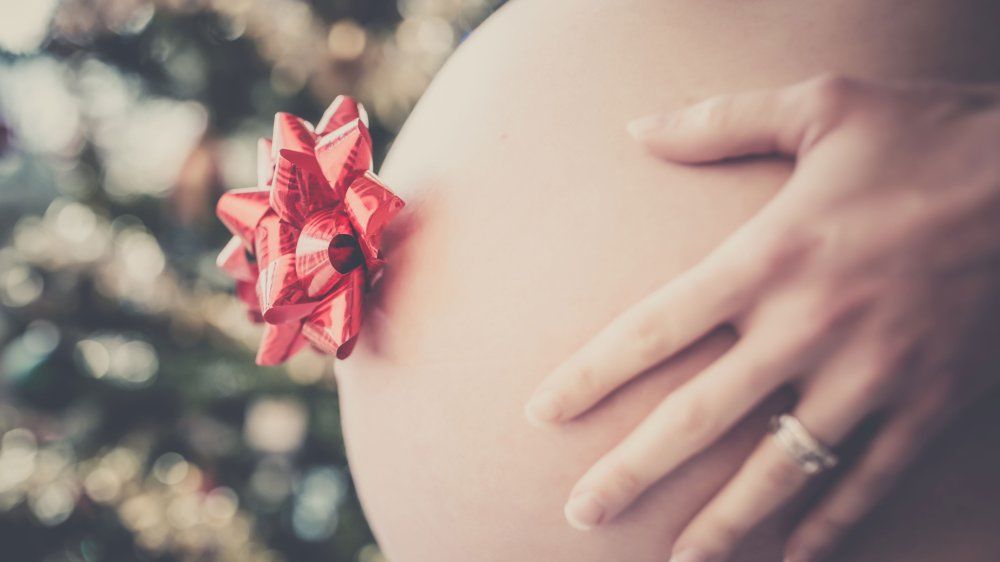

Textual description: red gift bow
[215,96,404,365]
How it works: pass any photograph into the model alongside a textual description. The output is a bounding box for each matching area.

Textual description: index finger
[523,221,780,426]
[523,153,814,426]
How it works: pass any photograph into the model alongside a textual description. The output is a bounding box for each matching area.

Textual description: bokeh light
[0,1,504,560]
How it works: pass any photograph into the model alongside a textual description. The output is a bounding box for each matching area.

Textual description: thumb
[628,75,852,163]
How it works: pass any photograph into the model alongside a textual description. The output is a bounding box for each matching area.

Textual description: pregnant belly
[334,1,1000,561]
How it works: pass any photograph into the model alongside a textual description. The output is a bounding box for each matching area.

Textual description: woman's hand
[523,75,1000,562]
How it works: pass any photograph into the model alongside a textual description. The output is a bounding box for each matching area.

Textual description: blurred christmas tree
[0,1,502,561]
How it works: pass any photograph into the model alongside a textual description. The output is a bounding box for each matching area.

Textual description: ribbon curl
[216,96,404,365]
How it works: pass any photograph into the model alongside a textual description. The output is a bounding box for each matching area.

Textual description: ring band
[769,414,839,475]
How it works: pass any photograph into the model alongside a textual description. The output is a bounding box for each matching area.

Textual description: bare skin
[527,76,1000,562]
[334,1,1000,561]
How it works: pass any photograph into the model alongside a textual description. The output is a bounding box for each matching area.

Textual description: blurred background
[0,1,504,560]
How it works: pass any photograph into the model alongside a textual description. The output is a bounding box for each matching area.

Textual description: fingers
[667,356,889,562]
[784,378,955,562]
[628,74,861,163]
[523,199,803,427]
[561,325,813,531]
[669,439,810,562]
[524,254,745,426]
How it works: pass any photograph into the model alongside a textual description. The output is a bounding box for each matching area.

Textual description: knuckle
[706,263,751,313]
[823,286,871,329]
[789,286,870,358]
[868,341,915,380]
[754,225,821,281]
[803,311,837,347]
[852,367,892,402]
[804,73,859,118]
[694,96,735,130]
[806,300,852,345]
[788,74,865,149]
[779,308,838,362]
[601,459,644,500]
[670,396,713,439]
[567,364,601,399]
[740,346,783,389]
[626,309,668,363]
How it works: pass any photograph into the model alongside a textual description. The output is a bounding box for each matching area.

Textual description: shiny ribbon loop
[215,95,404,365]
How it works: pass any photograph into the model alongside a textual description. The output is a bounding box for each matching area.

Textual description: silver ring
[769,414,839,475]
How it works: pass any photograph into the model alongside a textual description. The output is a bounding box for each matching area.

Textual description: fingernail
[670,547,711,562]
[626,114,668,139]
[524,390,562,426]
[564,492,605,530]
